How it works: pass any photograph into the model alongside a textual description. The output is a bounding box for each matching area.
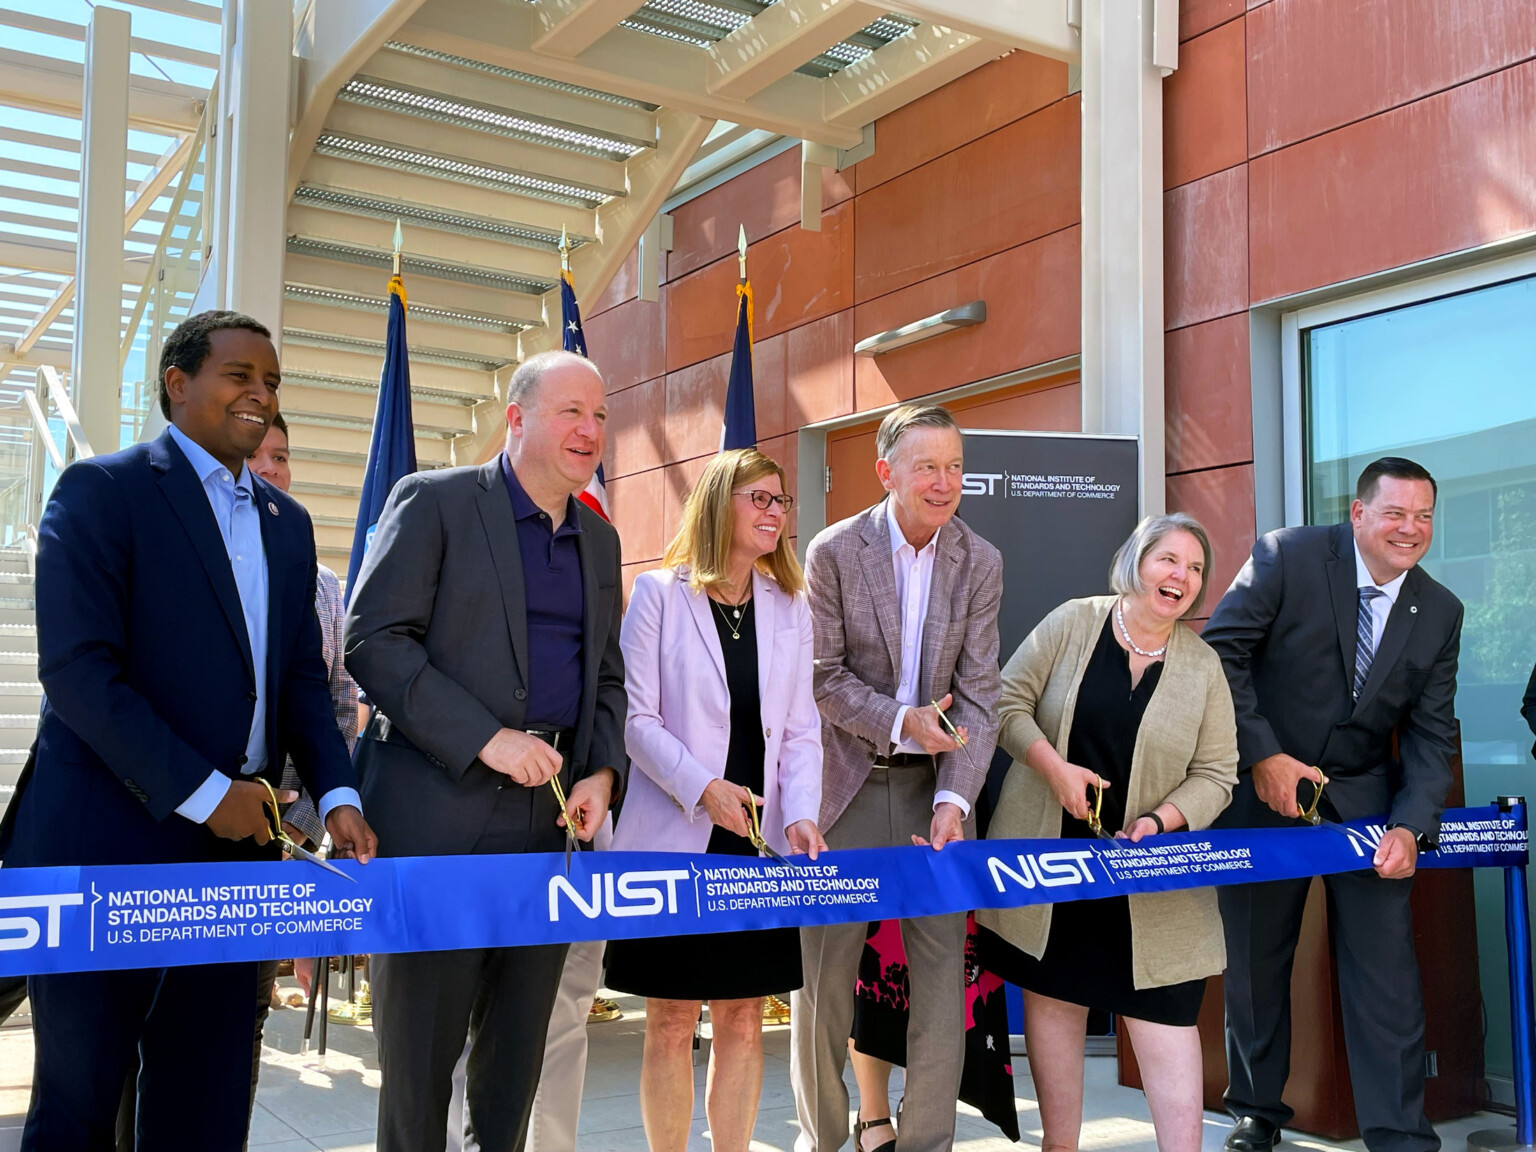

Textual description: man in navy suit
[1,311,377,1151]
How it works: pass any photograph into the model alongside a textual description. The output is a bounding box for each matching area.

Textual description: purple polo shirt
[501,456,584,730]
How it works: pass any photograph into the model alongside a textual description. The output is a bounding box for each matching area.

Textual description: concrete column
[73,6,131,458]
[1080,0,1169,516]
[219,0,292,335]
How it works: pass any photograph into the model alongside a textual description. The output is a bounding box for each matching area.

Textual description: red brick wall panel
[1249,61,1536,302]
[1166,313,1253,474]
[783,310,856,435]
[1165,164,1249,329]
[607,467,666,564]
[853,97,1080,304]
[1167,464,1257,604]
[1182,0,1244,41]
[1165,19,1248,189]
[1248,0,1536,155]
[603,375,666,479]
[583,295,665,395]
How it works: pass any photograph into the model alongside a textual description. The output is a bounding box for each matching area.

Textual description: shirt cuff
[934,790,971,818]
[890,706,910,752]
[175,771,231,824]
[316,787,362,829]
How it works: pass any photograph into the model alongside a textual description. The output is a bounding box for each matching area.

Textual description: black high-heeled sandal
[855,1116,897,1152]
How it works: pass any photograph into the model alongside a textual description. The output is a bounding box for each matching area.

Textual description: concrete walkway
[0,983,1505,1152]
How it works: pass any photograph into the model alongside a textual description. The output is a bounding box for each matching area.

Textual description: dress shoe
[1225,1117,1281,1152]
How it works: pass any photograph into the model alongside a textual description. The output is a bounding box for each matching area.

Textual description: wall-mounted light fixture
[853,300,986,356]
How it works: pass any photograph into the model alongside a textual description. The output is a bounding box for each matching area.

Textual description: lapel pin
[1410,605,1417,614]
[268,502,279,516]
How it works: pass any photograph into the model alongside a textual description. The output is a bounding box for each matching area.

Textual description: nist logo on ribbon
[548,870,693,921]
[0,893,85,951]
[986,850,1098,892]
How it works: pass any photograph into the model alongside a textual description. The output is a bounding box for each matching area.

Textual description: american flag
[561,268,609,521]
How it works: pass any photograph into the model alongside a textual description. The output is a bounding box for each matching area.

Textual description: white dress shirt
[167,425,361,829]
[884,498,970,817]
[1354,545,1407,654]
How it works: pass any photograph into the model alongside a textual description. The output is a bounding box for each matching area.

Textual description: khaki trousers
[791,766,968,1152]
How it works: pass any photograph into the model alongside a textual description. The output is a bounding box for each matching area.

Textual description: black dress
[977,616,1207,1027]
[604,595,804,1001]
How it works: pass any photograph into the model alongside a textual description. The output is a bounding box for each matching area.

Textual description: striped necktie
[1353,586,1386,699]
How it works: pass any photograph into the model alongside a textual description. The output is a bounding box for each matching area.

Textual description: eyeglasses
[735,490,796,512]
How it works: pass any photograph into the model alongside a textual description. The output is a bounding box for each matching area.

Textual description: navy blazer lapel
[254,477,288,709]
[1325,524,1358,689]
[474,458,530,687]
[1353,569,1421,712]
[151,432,254,679]
[857,505,905,682]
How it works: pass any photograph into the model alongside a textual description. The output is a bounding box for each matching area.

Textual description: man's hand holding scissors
[560,767,616,843]
[910,697,974,851]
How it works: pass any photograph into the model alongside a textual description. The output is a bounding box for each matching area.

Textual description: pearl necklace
[1115,598,1168,658]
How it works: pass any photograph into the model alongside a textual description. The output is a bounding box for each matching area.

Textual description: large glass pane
[1303,274,1536,1097]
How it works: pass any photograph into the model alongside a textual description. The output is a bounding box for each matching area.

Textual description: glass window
[1303,273,1536,1095]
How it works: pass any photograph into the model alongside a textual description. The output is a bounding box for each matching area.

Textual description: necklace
[1115,598,1168,658]
[712,595,751,640]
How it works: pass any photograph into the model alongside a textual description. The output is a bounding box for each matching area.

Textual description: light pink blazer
[611,565,823,855]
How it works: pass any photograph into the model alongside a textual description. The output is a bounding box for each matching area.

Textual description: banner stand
[1469,797,1535,1152]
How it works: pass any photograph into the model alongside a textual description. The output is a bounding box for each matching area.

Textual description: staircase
[0,546,38,805]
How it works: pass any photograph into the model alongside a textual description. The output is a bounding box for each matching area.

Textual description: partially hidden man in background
[1203,456,1463,1152]
[345,349,626,1152]
[0,311,376,1152]
[793,403,1002,1152]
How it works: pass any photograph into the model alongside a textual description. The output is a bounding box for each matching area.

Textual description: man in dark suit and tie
[1203,456,1462,1152]
[345,348,626,1152]
[2,310,376,1151]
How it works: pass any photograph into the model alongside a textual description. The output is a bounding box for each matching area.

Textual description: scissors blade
[289,842,356,882]
[760,841,801,868]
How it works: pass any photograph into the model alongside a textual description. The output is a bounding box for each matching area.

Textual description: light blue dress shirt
[166,425,360,829]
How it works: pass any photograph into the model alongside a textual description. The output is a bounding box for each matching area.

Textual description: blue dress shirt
[501,456,585,730]
[167,425,361,828]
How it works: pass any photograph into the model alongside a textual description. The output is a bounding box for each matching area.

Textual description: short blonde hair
[1108,513,1214,618]
[663,449,804,597]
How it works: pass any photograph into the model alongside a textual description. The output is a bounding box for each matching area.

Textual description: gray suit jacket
[1202,522,1462,844]
[344,456,626,857]
[805,502,1002,830]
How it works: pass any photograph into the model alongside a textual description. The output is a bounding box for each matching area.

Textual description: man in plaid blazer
[791,403,1002,1152]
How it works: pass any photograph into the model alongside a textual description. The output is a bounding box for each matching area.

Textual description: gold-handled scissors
[1300,771,1331,827]
[744,794,798,867]
[550,772,583,874]
[257,778,355,882]
[1083,774,1116,842]
[930,699,982,779]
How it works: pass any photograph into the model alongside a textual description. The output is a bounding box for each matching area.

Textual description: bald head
[508,349,604,407]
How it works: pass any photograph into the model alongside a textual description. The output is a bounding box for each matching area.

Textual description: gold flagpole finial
[559,225,572,274]
[737,224,748,282]
[391,220,403,277]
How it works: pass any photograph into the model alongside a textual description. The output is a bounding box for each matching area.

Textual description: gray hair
[875,403,960,464]
[507,349,603,407]
[1108,513,1214,618]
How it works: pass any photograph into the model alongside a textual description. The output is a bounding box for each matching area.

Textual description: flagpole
[392,220,402,278]
[560,224,572,275]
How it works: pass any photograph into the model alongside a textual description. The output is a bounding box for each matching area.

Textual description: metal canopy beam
[883,0,1080,61]
[0,10,220,70]
[706,0,881,100]
[822,22,1005,128]
[533,0,645,60]
[0,47,204,133]
[399,0,865,148]
[0,237,148,282]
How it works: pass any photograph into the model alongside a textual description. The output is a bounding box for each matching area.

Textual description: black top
[708,595,766,856]
[501,456,585,729]
[1061,616,1165,838]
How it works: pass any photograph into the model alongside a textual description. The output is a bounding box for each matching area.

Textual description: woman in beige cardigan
[975,513,1237,1152]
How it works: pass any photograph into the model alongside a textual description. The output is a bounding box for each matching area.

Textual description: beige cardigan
[975,595,1238,990]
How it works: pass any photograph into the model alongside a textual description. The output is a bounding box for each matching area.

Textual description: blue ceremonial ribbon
[0,805,1523,977]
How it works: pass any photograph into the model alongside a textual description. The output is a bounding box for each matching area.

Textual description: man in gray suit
[792,403,1002,1152]
[345,350,626,1152]
[1203,456,1462,1152]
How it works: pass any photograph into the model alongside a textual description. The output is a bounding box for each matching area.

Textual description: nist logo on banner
[986,850,1097,892]
[0,893,85,951]
[961,473,1003,496]
[549,870,692,921]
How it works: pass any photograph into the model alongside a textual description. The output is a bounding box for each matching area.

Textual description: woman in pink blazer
[608,447,825,1152]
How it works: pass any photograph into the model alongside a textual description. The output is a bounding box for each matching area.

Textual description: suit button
[514,688,527,701]
[246,691,258,703]
[237,755,248,766]
[765,728,772,738]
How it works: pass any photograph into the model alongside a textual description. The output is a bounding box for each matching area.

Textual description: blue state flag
[345,273,417,598]
[721,281,756,450]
